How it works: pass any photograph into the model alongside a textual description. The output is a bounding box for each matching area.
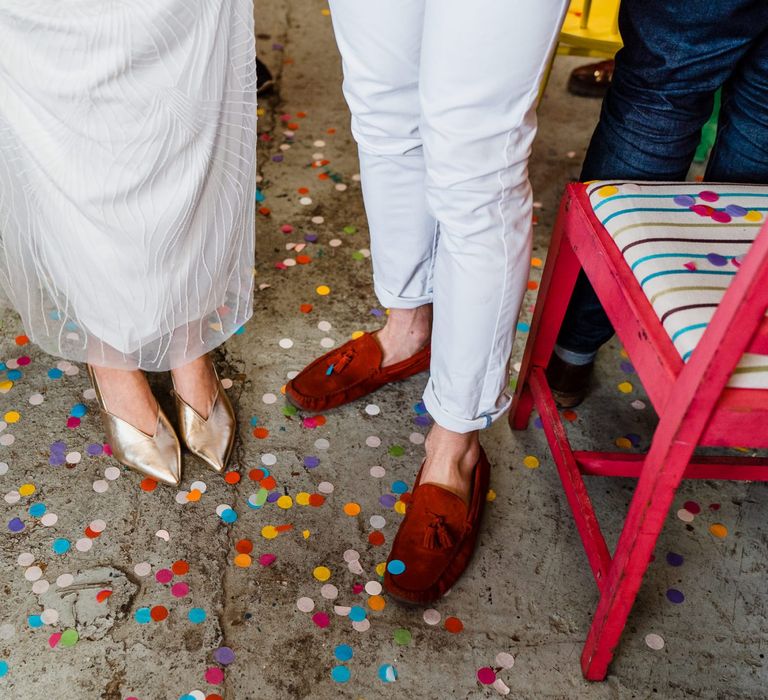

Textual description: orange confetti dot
[187,489,202,502]
[224,471,241,485]
[296,112,307,118]
[368,595,386,611]
[260,475,277,490]
[15,335,29,345]
[84,527,100,539]
[368,531,385,546]
[253,427,269,439]
[297,187,309,194]
[171,560,189,576]
[318,172,329,180]
[531,257,543,268]
[562,410,578,422]
[343,502,361,516]
[327,128,336,134]
[527,280,539,291]
[709,523,728,539]
[233,553,252,568]
[258,207,271,216]
[287,122,299,130]
[150,605,169,621]
[444,616,464,633]
[275,524,293,533]
[296,255,312,265]
[96,590,112,603]
[300,303,313,313]
[140,478,158,492]
[235,539,253,554]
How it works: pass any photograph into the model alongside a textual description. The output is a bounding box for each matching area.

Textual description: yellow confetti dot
[375,562,387,577]
[277,495,293,509]
[597,185,619,197]
[321,7,330,15]
[0,381,13,393]
[316,285,331,296]
[615,437,633,449]
[313,566,331,582]
[18,483,35,497]
[256,107,266,117]
[394,501,406,515]
[296,492,311,506]
[523,455,540,469]
[617,381,633,394]
[302,529,311,539]
[4,411,20,423]
[186,489,202,502]
[619,348,629,359]
[343,502,361,516]
[745,210,764,222]
[531,257,543,268]
[709,523,728,539]
[368,595,386,611]
[351,330,365,340]
[486,489,497,502]
[261,525,279,540]
[234,553,252,568]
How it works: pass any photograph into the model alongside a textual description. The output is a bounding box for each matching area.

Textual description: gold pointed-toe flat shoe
[173,366,236,473]
[87,366,182,486]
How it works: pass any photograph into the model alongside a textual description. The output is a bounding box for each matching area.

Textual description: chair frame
[510,182,768,680]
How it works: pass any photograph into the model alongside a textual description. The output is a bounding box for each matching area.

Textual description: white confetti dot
[0,434,15,446]
[31,580,49,595]
[313,140,326,148]
[343,549,360,563]
[347,560,364,575]
[156,529,171,541]
[329,238,342,247]
[357,248,370,257]
[104,466,121,481]
[369,465,386,478]
[352,174,361,182]
[335,183,348,192]
[262,393,277,405]
[24,566,42,582]
[41,609,59,625]
[352,619,370,632]
[17,552,34,566]
[92,480,108,493]
[364,581,383,596]
[677,508,695,523]
[6,359,18,370]
[317,481,334,494]
[56,574,74,588]
[631,400,646,410]
[365,435,381,448]
[496,652,515,669]
[278,338,294,349]
[320,337,335,349]
[5,490,20,504]
[0,462,7,475]
[364,404,380,416]
[134,562,152,577]
[512,362,522,373]
[409,432,425,444]
[76,538,93,552]
[317,321,332,332]
[189,481,208,494]
[187,691,205,700]
[423,609,441,625]
[321,584,338,600]
[221,378,234,390]
[299,197,313,206]
[83,388,97,400]
[66,451,81,464]
[645,633,665,650]
[333,605,351,617]
[296,597,315,613]
[41,513,58,527]
[29,393,44,406]
[369,515,386,529]
[261,453,277,466]
[314,438,330,450]
[175,491,189,504]
[311,216,325,224]
[283,258,296,267]
[492,678,511,695]
[90,519,107,533]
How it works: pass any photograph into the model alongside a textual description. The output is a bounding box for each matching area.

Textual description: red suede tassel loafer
[285,332,430,412]
[384,447,491,604]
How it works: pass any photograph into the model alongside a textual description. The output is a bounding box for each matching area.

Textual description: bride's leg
[169,354,220,419]
[89,365,159,436]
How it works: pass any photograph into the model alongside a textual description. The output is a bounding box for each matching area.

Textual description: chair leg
[510,195,582,430]
[580,440,696,680]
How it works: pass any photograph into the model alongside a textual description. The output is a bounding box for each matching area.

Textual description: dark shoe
[567,59,614,98]
[256,57,274,95]
[545,353,594,408]
[285,333,430,413]
[384,448,491,604]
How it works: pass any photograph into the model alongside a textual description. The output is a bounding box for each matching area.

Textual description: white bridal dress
[0,0,256,370]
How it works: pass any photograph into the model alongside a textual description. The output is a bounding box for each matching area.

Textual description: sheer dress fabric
[0,0,256,370]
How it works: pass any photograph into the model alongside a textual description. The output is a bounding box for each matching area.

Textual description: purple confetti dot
[725,204,748,217]
[266,491,280,503]
[304,234,318,243]
[304,456,320,469]
[619,360,635,374]
[413,415,432,427]
[49,455,65,466]
[272,154,284,162]
[86,443,103,456]
[707,253,728,266]
[666,552,684,567]
[8,518,24,532]
[379,494,397,508]
[213,647,236,665]
[666,588,685,604]
[673,195,696,208]
[534,417,543,429]
[625,433,641,447]
[50,441,67,454]
[370,309,385,317]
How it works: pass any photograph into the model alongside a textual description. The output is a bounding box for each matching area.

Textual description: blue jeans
[556,0,768,361]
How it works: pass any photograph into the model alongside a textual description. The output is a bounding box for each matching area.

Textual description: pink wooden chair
[510,181,768,680]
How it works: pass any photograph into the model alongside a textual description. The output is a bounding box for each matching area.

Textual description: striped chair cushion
[587,182,768,389]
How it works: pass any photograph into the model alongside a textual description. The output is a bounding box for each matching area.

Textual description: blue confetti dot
[516,322,530,333]
[134,607,151,624]
[48,369,63,380]
[234,325,246,335]
[28,615,43,629]
[179,695,196,700]
[378,664,398,683]
[331,665,351,683]
[188,608,207,624]
[666,588,685,604]
[666,552,684,567]
[387,559,406,575]
[7,370,22,381]
[348,606,366,622]
[0,660,7,677]
[391,480,408,494]
[334,644,353,661]
[52,538,70,554]
[29,503,47,518]
[220,508,238,524]
[70,403,88,418]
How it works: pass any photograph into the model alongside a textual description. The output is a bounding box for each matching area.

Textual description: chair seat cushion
[587,182,768,389]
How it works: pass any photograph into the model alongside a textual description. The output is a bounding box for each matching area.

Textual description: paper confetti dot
[645,633,665,650]
[378,664,398,683]
[477,667,496,685]
[444,616,464,633]
[709,523,728,538]
[331,665,350,683]
[523,455,539,469]
[313,566,331,582]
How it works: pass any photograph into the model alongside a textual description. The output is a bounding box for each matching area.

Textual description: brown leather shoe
[545,353,594,408]
[384,448,491,605]
[285,333,430,412]
[567,59,614,98]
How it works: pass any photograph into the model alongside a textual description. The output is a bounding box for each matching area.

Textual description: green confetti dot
[388,445,405,457]
[351,251,365,261]
[282,404,298,417]
[393,628,412,645]
[60,628,78,648]
[343,225,357,234]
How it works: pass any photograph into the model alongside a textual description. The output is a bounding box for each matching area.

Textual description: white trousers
[329,0,568,432]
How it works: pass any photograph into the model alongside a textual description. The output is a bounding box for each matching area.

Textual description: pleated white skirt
[0,0,256,370]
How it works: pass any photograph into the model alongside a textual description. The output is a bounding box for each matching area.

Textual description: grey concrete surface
[0,1,767,698]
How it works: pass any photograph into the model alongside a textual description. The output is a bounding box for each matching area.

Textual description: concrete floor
[1,1,767,698]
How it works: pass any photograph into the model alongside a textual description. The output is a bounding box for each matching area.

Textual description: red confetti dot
[368,531,385,546]
[205,667,225,685]
[171,560,190,576]
[140,478,158,492]
[477,667,496,685]
[308,493,325,507]
[260,476,277,490]
[96,590,112,603]
[224,471,240,484]
[253,427,269,439]
[15,335,29,345]
[150,605,168,621]
[300,304,313,313]
[248,468,265,481]
[235,539,253,554]
[444,616,464,633]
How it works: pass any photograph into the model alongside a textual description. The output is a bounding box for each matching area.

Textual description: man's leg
[552,0,768,402]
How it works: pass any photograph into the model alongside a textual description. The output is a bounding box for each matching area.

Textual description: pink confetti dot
[48,632,61,648]
[352,584,364,595]
[171,582,189,598]
[66,417,81,429]
[205,667,225,685]
[699,190,719,202]
[683,500,701,515]
[155,568,173,584]
[258,553,276,567]
[312,612,330,628]
[711,210,731,223]
[477,667,496,685]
